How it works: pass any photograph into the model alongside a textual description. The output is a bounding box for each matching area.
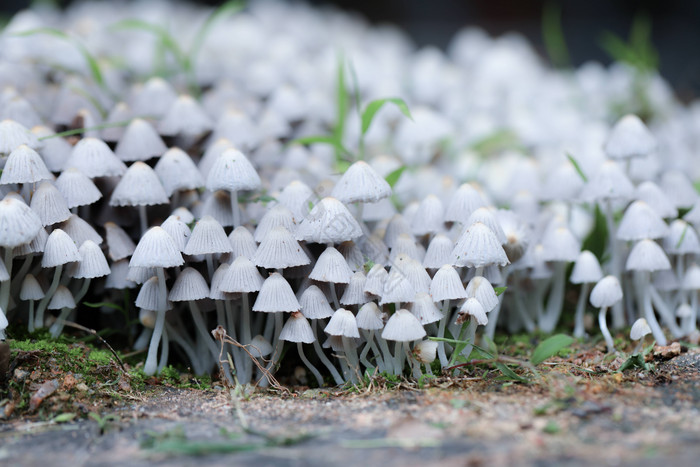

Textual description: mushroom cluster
[0,1,699,385]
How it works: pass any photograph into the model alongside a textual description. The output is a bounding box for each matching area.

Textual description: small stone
[13,369,29,382]
[654,342,681,360]
[76,383,90,392]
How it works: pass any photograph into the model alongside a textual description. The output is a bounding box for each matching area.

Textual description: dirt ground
[1,343,699,467]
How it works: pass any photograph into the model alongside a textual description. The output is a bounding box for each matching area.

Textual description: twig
[211,325,288,394]
[61,320,127,374]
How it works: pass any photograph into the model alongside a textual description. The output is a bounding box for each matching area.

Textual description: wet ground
[2,348,699,467]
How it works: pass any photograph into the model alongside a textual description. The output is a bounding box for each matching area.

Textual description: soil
[1,340,699,466]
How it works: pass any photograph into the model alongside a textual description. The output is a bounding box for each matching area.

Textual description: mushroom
[590,275,623,353]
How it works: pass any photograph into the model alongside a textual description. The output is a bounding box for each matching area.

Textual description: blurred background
[3,0,699,99]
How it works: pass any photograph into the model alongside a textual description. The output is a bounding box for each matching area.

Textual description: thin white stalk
[377,334,395,374]
[230,189,240,228]
[649,285,683,338]
[49,307,73,338]
[297,342,324,387]
[541,262,567,332]
[138,205,149,237]
[342,336,360,383]
[598,306,615,353]
[437,299,450,368]
[0,248,14,314]
[573,282,591,338]
[35,264,63,329]
[636,271,667,346]
[157,325,170,373]
[603,200,625,329]
[166,321,203,375]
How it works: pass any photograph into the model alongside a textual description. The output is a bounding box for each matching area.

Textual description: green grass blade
[567,153,588,182]
[111,19,187,69]
[541,2,570,68]
[530,334,574,366]
[14,27,105,88]
[384,166,406,188]
[361,97,412,135]
[188,1,244,63]
[494,286,507,296]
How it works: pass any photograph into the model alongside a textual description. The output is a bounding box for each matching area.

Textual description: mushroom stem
[144,267,168,375]
[49,307,73,338]
[603,200,625,329]
[342,336,360,383]
[73,278,92,305]
[635,270,667,346]
[436,299,450,367]
[157,324,170,373]
[166,320,203,375]
[598,306,615,353]
[541,262,566,332]
[359,329,383,371]
[144,308,166,375]
[393,340,404,376]
[35,264,63,329]
[230,189,240,228]
[484,267,510,339]
[189,300,233,383]
[27,300,35,333]
[649,285,683,337]
[297,342,324,387]
[240,293,253,383]
[378,334,395,374]
[138,205,149,236]
[329,283,340,309]
[573,282,591,338]
[310,320,344,385]
[0,248,13,314]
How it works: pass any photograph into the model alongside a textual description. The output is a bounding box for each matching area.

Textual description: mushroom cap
[47,285,76,310]
[60,215,103,247]
[590,275,623,308]
[409,293,444,325]
[309,246,353,284]
[299,285,334,320]
[356,302,384,330]
[30,181,72,226]
[423,234,454,269]
[664,220,700,256]
[205,148,261,193]
[42,229,81,268]
[130,226,184,269]
[55,168,102,208]
[466,207,507,245]
[444,183,487,224]
[451,221,509,268]
[295,197,363,244]
[364,263,388,296]
[105,259,137,290]
[580,160,634,202]
[136,276,173,311]
[465,276,499,312]
[154,147,204,196]
[169,267,210,302]
[279,312,315,343]
[158,94,213,137]
[379,269,416,305]
[570,251,604,284]
[617,201,669,241]
[324,308,360,338]
[630,318,652,341]
[625,239,671,272]
[72,240,110,279]
[331,160,391,204]
[252,272,300,313]
[253,225,310,269]
[413,340,438,364]
[0,119,40,154]
[0,144,52,185]
[339,271,369,306]
[0,194,42,248]
[114,118,167,162]
[110,161,169,207]
[229,226,257,260]
[105,221,136,261]
[160,215,191,253]
[254,204,297,243]
[458,297,488,325]
[220,256,264,293]
[430,264,467,302]
[540,226,580,263]
[184,215,232,256]
[19,274,44,301]
[248,335,273,358]
[604,114,656,160]
[381,308,426,342]
[63,137,127,178]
